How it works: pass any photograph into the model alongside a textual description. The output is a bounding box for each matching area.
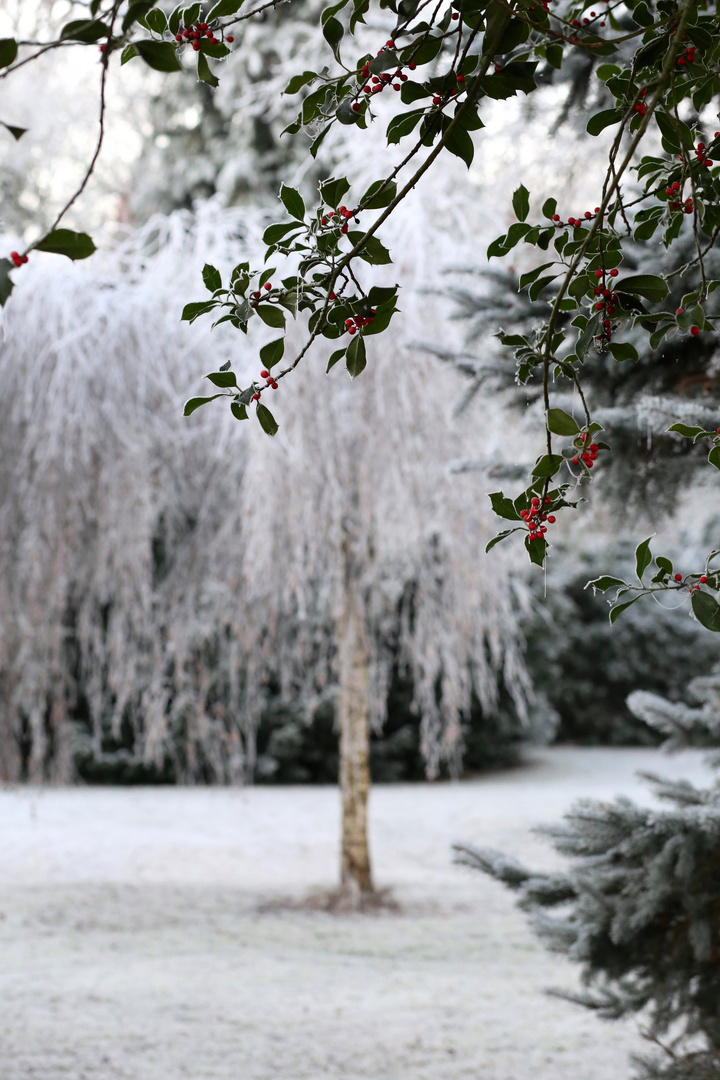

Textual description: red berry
[589,444,598,452]
[10,251,23,268]
[409,61,416,69]
[674,573,682,582]
[572,456,579,464]
[610,268,618,277]
[457,74,465,83]
[387,40,395,48]
[452,11,459,18]
[264,282,272,290]
[253,291,261,298]
[352,102,361,111]
[595,269,603,279]
[329,292,336,300]
[226,35,234,42]
[691,326,700,335]
[547,515,556,523]
[252,393,260,401]
[260,369,269,378]
[271,381,278,389]
[433,95,441,105]
[552,214,560,222]
[176,34,183,40]
[192,41,200,50]
[700,575,708,583]
[531,497,540,506]
[586,460,594,468]
[584,211,592,219]
[348,326,356,334]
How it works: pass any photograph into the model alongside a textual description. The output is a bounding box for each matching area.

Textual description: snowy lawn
[0,747,713,1080]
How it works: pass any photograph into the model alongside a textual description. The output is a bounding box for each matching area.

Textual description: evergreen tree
[454,674,720,1080]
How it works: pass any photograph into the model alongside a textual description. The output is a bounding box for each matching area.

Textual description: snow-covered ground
[0,747,713,1080]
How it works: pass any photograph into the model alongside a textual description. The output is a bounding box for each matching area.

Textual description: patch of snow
[0,747,713,1079]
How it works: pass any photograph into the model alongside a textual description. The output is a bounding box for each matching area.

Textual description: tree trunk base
[258,886,401,916]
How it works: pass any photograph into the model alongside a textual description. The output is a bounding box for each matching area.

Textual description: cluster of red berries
[252,369,278,400]
[571,432,599,467]
[176,22,233,50]
[357,43,418,105]
[552,207,601,228]
[529,0,554,13]
[431,74,466,106]
[570,9,607,28]
[520,496,556,541]
[634,88,648,116]
[666,181,694,214]
[10,251,28,267]
[677,44,696,65]
[344,311,375,335]
[591,268,619,340]
[321,206,356,235]
[692,140,714,168]
[250,281,273,308]
[675,570,703,591]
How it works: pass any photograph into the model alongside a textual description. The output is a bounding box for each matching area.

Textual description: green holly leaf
[260,337,285,370]
[692,589,720,631]
[280,184,306,221]
[202,264,222,292]
[134,39,183,72]
[184,395,224,415]
[0,39,18,68]
[547,408,580,436]
[635,536,653,580]
[257,403,279,436]
[206,371,237,388]
[346,334,367,377]
[197,51,219,88]
[34,229,96,260]
[512,185,530,221]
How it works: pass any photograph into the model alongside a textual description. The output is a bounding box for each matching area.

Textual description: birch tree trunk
[337,587,373,895]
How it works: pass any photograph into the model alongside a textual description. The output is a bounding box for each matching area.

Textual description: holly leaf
[256,403,279,436]
[692,590,720,631]
[547,408,580,436]
[346,334,367,377]
[1,121,26,140]
[184,395,224,415]
[34,229,96,260]
[280,184,306,221]
[205,371,237,388]
[202,263,222,292]
[489,491,520,520]
[0,39,18,68]
[134,39,183,72]
[0,258,15,307]
[588,575,626,592]
[635,536,653,580]
[512,185,530,222]
[259,337,285,370]
[197,52,219,88]
[532,453,564,478]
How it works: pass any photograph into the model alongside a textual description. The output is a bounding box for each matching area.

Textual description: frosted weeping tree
[0,191,545,897]
[239,312,537,895]
[455,674,720,1080]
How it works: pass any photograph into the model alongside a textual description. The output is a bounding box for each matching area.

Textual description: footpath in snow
[0,746,712,1080]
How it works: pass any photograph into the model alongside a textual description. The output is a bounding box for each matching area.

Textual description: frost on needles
[455,673,720,1080]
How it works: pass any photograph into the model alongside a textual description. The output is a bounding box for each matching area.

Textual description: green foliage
[4,0,720,630]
